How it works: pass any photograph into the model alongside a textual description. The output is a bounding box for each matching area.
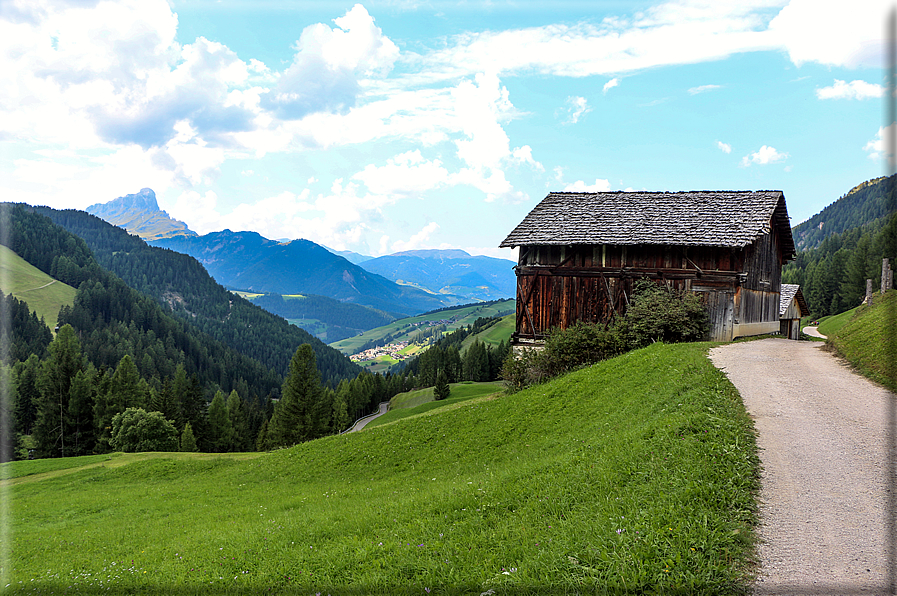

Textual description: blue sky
[0,0,888,259]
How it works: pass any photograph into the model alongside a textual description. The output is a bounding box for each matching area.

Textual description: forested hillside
[783,181,897,318]
[247,293,395,342]
[2,204,409,460]
[29,206,360,387]
[791,175,894,251]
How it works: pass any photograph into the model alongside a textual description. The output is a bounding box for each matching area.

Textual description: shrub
[110,408,179,453]
[615,280,709,349]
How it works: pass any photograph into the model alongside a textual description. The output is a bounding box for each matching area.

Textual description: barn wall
[514,237,787,344]
[514,244,744,342]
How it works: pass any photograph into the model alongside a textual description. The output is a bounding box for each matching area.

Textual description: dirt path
[709,338,894,595]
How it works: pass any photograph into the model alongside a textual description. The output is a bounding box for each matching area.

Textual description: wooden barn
[779,283,809,340]
[499,190,796,344]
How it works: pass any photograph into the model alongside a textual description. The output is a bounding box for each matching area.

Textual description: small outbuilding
[499,190,796,344]
[779,283,809,339]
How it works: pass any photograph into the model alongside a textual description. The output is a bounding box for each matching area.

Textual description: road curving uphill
[709,338,892,594]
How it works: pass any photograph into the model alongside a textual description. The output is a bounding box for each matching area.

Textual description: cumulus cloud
[261,4,398,119]
[717,141,732,154]
[560,96,591,124]
[603,78,620,93]
[564,179,612,192]
[741,145,788,166]
[816,79,884,100]
[688,84,721,95]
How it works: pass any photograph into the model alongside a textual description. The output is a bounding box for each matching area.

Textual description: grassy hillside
[4,342,760,595]
[825,289,897,391]
[330,299,515,355]
[460,313,514,351]
[0,244,76,331]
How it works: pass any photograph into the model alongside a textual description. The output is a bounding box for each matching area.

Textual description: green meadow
[0,244,76,331]
[823,289,897,391]
[3,341,759,595]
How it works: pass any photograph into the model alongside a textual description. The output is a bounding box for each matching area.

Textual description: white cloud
[816,79,884,100]
[563,179,612,192]
[261,4,398,120]
[768,0,886,68]
[390,222,440,252]
[717,141,732,154]
[510,145,544,171]
[688,84,721,95]
[560,96,591,125]
[352,150,449,195]
[864,124,895,167]
[603,78,620,93]
[741,145,789,166]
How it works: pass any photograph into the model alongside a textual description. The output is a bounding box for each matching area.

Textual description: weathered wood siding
[513,225,785,343]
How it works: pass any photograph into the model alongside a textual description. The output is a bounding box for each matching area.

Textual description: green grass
[815,307,859,338]
[0,244,77,331]
[4,342,759,595]
[460,314,515,352]
[388,380,504,411]
[825,290,897,391]
[330,300,515,355]
[366,383,503,430]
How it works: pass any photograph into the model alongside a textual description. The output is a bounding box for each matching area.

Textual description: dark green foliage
[110,407,178,452]
[433,369,450,401]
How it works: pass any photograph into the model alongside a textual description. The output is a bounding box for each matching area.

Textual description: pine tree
[206,390,233,453]
[268,344,323,447]
[13,354,40,436]
[226,390,249,452]
[433,369,450,401]
[179,422,198,452]
[34,325,84,458]
[67,368,96,456]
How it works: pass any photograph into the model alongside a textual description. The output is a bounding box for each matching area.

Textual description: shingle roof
[779,283,809,317]
[499,190,795,259]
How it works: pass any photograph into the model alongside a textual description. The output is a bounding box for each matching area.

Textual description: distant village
[350,340,412,363]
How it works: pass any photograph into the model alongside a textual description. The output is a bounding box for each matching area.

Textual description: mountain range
[87,189,516,316]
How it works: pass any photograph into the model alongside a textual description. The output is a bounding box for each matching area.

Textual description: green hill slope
[826,289,897,391]
[4,341,760,595]
[0,244,76,331]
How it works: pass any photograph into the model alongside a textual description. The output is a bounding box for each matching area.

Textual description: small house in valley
[499,190,796,344]
[779,283,809,340]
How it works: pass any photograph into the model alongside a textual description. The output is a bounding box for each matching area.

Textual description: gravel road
[709,338,894,595]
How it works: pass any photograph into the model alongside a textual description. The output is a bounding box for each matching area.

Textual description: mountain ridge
[87,188,196,240]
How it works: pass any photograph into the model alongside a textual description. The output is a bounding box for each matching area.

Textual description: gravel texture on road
[709,338,894,595]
